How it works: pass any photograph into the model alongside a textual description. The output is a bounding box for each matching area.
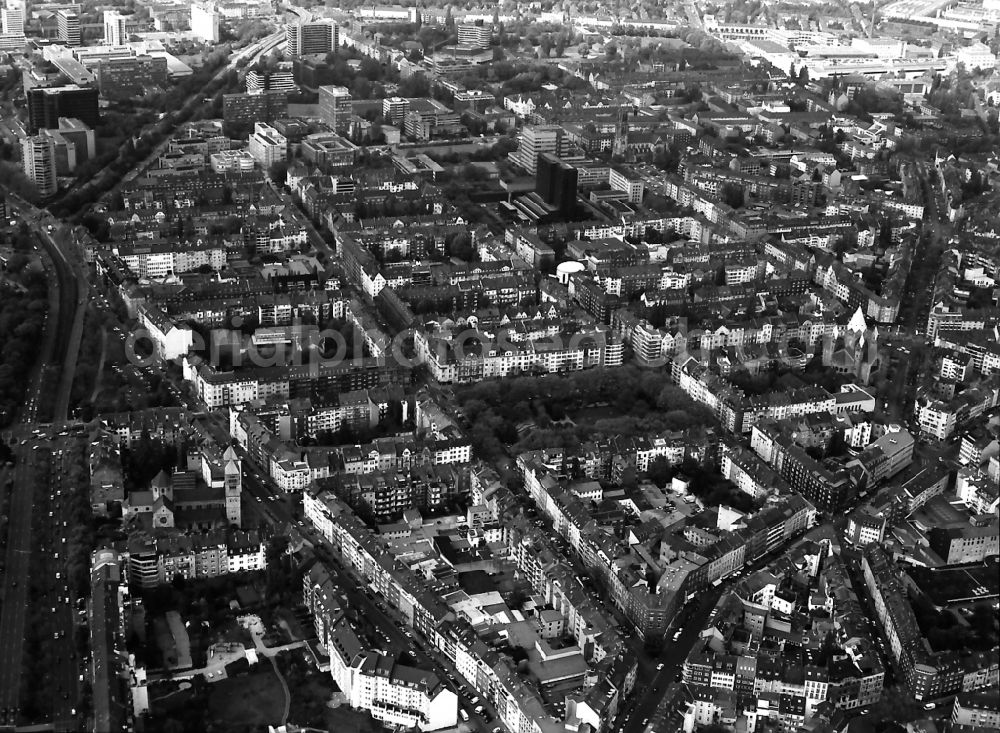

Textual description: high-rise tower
[21,135,58,197]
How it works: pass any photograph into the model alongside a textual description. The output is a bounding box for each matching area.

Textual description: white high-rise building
[103,9,136,45]
[55,9,81,46]
[509,124,569,175]
[1,0,25,35]
[21,134,58,197]
[286,20,338,57]
[318,85,351,130]
[190,2,219,43]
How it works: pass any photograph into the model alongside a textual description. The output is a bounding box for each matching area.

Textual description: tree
[0,162,41,202]
[267,159,289,185]
[447,231,475,260]
[719,182,745,209]
[647,456,673,487]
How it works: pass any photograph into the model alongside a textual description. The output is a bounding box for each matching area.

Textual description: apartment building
[862,546,997,701]
[118,530,266,589]
[348,652,458,731]
[185,356,410,411]
[951,692,1000,730]
[115,239,226,279]
[414,326,622,384]
[325,464,467,520]
[21,134,58,196]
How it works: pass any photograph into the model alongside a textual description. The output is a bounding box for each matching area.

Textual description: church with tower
[822,306,881,385]
[125,444,243,531]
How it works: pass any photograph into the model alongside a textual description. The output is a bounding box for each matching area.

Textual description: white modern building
[103,9,137,46]
[955,42,997,71]
[248,122,287,167]
[190,2,220,42]
[1,0,24,35]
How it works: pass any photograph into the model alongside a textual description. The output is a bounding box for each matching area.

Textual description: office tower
[22,135,58,197]
[509,124,568,175]
[286,20,337,57]
[319,85,351,131]
[190,2,219,42]
[27,85,99,133]
[382,96,409,124]
[536,152,578,216]
[1,0,24,35]
[103,9,136,45]
[456,23,490,48]
[55,9,80,45]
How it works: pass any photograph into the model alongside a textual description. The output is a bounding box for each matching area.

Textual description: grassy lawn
[324,704,382,733]
[208,669,286,728]
[149,682,197,711]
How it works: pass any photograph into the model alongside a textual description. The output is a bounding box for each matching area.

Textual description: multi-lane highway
[37,441,84,729]
[0,443,37,727]
[0,434,84,731]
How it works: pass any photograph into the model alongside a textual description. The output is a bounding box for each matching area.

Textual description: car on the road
[656,663,665,671]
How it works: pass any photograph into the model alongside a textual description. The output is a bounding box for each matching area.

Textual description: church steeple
[223,446,242,528]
